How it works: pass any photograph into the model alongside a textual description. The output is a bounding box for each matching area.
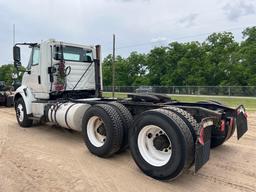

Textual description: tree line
[0,27,255,87]
[102,27,256,87]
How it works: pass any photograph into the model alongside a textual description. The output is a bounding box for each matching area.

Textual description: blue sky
[0,0,255,66]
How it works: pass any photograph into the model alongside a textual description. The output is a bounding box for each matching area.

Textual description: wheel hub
[97,124,106,136]
[153,134,170,151]
[16,104,24,122]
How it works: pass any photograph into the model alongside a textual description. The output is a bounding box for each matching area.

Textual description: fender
[14,85,36,115]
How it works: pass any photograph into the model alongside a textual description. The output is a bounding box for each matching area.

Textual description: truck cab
[13,39,102,118]
[16,39,101,99]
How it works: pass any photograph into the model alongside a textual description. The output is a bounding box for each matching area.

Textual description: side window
[54,46,93,62]
[32,47,40,65]
[83,50,93,62]
[63,52,80,61]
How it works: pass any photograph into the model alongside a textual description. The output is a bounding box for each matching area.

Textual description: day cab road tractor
[13,39,248,180]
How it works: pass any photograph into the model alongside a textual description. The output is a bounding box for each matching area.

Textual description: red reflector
[229,118,234,128]
[244,112,248,118]
[220,120,225,132]
[199,128,205,145]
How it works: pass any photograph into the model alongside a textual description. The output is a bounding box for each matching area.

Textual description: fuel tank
[48,102,90,131]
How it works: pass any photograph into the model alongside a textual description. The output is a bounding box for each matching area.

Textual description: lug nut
[156,133,159,137]
[159,131,163,134]
[103,138,106,142]
[147,133,152,139]
[164,149,168,152]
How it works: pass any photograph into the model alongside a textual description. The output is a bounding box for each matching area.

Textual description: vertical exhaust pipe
[95,45,102,98]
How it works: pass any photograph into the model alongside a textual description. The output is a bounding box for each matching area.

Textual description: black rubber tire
[163,106,199,142]
[210,120,229,149]
[108,102,133,153]
[210,135,226,148]
[129,108,194,180]
[15,97,33,127]
[163,106,199,167]
[82,104,124,158]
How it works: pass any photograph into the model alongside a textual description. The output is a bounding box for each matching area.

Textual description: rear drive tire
[163,106,199,142]
[163,106,199,167]
[108,102,133,152]
[82,104,124,157]
[129,108,194,180]
[15,97,33,127]
[210,136,226,148]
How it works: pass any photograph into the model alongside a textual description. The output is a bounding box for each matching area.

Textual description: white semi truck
[13,39,248,180]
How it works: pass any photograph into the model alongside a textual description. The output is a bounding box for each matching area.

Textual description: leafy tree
[127,52,148,86]
[202,32,239,86]
[101,27,256,87]
[102,55,113,86]
[0,64,25,87]
[239,27,256,85]
[147,47,169,85]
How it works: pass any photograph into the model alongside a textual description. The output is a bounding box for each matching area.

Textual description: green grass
[103,92,256,111]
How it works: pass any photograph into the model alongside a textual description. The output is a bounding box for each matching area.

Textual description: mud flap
[236,105,248,140]
[195,118,213,172]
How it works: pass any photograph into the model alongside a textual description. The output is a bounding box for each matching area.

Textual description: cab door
[22,46,41,98]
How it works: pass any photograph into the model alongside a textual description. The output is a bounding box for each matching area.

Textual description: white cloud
[179,13,199,27]
[223,0,255,21]
[151,37,167,43]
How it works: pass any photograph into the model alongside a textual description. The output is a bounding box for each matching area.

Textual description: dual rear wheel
[82,103,133,157]
[129,108,196,180]
[83,104,198,180]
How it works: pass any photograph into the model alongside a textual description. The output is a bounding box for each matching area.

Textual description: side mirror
[13,46,21,68]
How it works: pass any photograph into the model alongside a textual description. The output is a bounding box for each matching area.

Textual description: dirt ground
[0,107,255,192]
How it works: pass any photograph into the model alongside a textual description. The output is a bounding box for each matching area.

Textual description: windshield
[54,45,93,63]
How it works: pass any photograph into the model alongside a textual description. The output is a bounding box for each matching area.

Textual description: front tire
[15,97,33,127]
